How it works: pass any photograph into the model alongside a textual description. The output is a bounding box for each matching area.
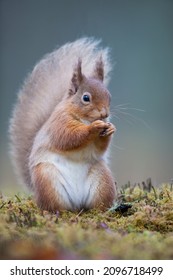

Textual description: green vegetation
[0,180,173,259]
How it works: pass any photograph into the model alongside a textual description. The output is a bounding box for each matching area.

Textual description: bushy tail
[9,37,112,188]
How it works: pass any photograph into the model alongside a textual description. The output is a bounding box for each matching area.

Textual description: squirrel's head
[68,58,111,123]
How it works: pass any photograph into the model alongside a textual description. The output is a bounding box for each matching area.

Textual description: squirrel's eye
[83,95,90,102]
[81,93,91,104]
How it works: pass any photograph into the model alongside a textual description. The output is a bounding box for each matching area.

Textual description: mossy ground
[0,180,173,259]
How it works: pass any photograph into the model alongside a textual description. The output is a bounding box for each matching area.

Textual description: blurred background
[0,0,173,193]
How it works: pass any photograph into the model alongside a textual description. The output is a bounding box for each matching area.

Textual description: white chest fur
[53,153,91,207]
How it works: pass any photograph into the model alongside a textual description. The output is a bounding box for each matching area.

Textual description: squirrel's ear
[92,56,104,81]
[69,59,83,95]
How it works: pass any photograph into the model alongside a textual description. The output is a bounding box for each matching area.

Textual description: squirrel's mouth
[91,112,110,123]
[100,117,109,122]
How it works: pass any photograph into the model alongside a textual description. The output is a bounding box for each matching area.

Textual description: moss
[0,181,173,259]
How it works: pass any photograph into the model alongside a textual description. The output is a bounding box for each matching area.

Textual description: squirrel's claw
[100,123,116,137]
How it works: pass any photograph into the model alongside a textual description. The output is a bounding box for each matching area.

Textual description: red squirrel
[9,38,117,211]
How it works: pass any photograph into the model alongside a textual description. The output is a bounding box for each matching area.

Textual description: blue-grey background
[0,0,173,192]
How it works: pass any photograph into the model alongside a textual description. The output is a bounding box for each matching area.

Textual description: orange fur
[88,161,116,210]
[32,163,68,211]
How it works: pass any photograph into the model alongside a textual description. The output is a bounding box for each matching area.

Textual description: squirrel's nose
[100,108,109,119]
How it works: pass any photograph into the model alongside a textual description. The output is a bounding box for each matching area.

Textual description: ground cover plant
[0,179,173,259]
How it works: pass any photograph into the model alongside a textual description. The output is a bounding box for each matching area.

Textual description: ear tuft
[69,58,83,95]
[93,56,104,81]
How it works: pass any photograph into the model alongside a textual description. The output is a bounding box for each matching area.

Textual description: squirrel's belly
[51,153,93,208]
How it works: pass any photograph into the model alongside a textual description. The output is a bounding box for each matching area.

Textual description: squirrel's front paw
[99,122,116,137]
[90,120,110,135]
[90,120,116,137]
